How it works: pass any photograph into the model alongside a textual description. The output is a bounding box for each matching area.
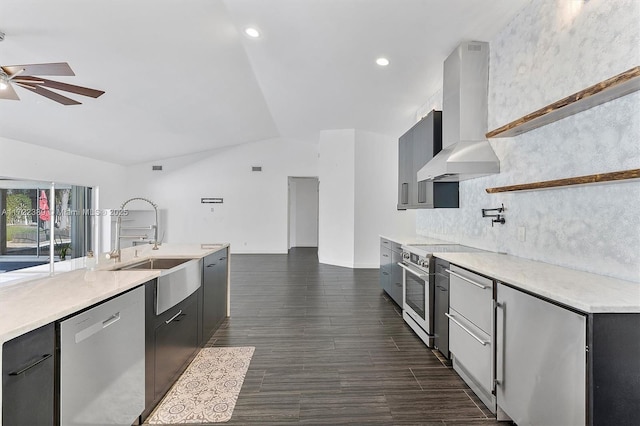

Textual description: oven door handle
[397,262,429,280]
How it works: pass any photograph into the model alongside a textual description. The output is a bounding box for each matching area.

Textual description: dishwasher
[59,285,145,426]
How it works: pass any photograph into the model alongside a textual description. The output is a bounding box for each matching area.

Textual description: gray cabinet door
[496,283,586,426]
[202,248,229,342]
[397,130,412,208]
[2,323,55,426]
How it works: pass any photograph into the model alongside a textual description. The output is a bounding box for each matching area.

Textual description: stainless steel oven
[399,244,486,348]
[399,248,434,346]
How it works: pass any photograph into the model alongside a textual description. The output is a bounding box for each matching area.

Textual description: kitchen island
[0,243,230,426]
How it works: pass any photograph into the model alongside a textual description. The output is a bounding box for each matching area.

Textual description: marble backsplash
[416,0,640,283]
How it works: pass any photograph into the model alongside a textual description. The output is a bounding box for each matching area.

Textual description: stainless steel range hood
[417,41,499,182]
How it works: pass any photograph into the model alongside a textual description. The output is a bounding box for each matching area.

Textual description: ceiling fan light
[0,72,9,90]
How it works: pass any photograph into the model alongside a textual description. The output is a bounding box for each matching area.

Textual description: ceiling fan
[0,62,105,105]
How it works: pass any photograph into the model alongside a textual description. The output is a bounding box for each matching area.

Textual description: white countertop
[0,243,229,344]
[380,234,453,246]
[435,252,640,314]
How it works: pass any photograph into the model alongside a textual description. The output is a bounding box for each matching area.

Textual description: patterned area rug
[146,346,255,424]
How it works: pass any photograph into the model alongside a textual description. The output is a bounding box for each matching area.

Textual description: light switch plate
[517,226,526,242]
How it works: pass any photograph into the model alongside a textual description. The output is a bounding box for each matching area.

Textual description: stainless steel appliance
[399,244,484,347]
[60,286,145,426]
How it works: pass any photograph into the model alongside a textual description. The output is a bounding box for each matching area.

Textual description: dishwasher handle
[75,312,122,343]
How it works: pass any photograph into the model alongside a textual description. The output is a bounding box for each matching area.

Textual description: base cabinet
[154,292,199,400]
[496,283,586,426]
[143,282,200,420]
[202,248,229,344]
[379,238,403,306]
[2,323,55,426]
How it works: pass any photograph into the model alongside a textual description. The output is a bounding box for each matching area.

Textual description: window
[0,179,93,273]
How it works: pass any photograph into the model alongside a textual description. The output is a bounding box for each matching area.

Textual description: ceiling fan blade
[0,83,20,100]
[1,62,75,77]
[25,84,81,105]
[16,76,104,98]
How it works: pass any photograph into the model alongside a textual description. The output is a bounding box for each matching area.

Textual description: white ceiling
[0,0,529,165]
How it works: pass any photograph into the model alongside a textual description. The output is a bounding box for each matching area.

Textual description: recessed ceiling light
[376,57,390,66]
[245,27,260,38]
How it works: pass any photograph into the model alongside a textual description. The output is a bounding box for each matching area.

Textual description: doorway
[288,177,319,249]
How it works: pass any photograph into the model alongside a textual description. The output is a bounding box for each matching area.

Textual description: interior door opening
[287,177,319,249]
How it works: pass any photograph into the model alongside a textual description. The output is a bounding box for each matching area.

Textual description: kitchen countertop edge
[435,252,640,313]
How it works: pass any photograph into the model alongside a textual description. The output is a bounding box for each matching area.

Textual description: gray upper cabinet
[397,110,458,209]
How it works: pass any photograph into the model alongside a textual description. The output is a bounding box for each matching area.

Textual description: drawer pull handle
[445,269,487,289]
[165,309,183,324]
[382,254,389,257]
[9,354,52,376]
[445,313,489,346]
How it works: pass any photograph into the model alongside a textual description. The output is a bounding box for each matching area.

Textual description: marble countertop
[0,243,230,344]
[435,252,640,313]
[380,234,453,246]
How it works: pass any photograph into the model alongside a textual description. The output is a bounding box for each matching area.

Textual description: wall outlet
[518,226,526,242]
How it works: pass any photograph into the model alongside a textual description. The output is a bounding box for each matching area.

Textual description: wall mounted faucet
[482,203,506,227]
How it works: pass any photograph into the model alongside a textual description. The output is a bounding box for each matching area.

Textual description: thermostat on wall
[201,198,223,204]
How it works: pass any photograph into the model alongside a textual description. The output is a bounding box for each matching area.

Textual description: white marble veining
[436,252,640,313]
[416,0,640,283]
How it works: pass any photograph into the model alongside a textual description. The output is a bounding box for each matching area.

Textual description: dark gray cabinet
[143,279,200,420]
[397,110,459,209]
[2,323,55,426]
[201,248,229,344]
[433,258,450,359]
[379,238,403,306]
[154,292,199,399]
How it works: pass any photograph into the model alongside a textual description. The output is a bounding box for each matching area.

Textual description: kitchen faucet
[107,197,159,261]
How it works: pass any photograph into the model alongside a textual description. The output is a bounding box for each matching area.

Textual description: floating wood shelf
[486,169,640,193]
[486,66,640,138]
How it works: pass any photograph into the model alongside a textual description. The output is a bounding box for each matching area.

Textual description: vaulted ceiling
[0,0,529,165]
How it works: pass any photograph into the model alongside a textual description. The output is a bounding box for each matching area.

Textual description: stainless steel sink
[115,257,202,315]
[119,258,192,270]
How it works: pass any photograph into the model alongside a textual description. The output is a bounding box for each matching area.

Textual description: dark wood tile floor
[206,248,502,425]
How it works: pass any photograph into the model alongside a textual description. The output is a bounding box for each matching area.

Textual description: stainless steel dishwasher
[59,285,145,426]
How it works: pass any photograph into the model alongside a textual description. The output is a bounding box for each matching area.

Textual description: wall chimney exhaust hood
[417,41,499,182]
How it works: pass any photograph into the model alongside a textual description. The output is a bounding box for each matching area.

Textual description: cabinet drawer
[448,308,492,393]
[2,323,56,426]
[379,247,392,267]
[449,265,493,333]
[154,294,199,399]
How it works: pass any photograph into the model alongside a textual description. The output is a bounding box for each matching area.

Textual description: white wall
[318,129,356,267]
[289,177,318,248]
[416,0,640,282]
[318,129,416,268]
[123,137,318,254]
[0,136,126,207]
[354,129,416,268]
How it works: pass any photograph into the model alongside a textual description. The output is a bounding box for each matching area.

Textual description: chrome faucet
[108,197,159,261]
